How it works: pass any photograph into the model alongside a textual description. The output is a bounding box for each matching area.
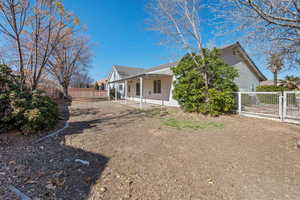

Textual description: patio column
[140,77,143,108]
[115,83,117,101]
[125,80,128,104]
[108,83,110,101]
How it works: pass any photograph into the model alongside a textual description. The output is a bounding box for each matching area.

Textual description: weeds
[162,118,224,130]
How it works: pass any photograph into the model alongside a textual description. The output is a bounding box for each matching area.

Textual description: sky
[63,0,297,82]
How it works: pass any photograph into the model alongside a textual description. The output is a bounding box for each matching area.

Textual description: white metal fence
[237,91,300,124]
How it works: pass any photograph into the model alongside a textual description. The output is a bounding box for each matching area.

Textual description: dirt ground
[1,99,300,200]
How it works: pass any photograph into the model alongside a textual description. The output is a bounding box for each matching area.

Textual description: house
[96,78,108,90]
[108,42,267,107]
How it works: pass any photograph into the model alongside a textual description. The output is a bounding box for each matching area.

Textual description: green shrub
[172,48,238,116]
[256,85,290,104]
[0,65,59,134]
[256,85,289,92]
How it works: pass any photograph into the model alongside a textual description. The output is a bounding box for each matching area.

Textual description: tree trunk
[273,71,278,86]
[63,85,69,98]
[16,36,25,90]
[31,80,38,91]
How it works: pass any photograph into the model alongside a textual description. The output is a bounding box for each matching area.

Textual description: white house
[108,42,267,107]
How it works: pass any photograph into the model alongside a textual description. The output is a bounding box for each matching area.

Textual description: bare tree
[213,0,300,68]
[24,0,80,90]
[0,0,29,89]
[70,72,94,89]
[147,0,212,98]
[267,53,283,86]
[47,35,91,97]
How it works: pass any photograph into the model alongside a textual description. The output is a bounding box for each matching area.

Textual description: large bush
[172,48,239,116]
[0,65,59,134]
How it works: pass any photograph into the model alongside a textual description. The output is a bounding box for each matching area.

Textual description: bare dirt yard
[1,99,300,200]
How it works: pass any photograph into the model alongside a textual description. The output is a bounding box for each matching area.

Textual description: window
[128,85,131,93]
[153,80,161,94]
[119,84,123,90]
[136,83,140,96]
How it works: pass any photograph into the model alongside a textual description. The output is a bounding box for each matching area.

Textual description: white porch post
[140,77,143,108]
[125,80,128,104]
[108,84,110,101]
[115,83,117,101]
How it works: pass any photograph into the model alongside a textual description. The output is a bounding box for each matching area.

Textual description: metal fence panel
[240,92,281,118]
[284,91,300,123]
[237,91,300,124]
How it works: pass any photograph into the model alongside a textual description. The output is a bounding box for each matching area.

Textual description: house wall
[221,48,260,91]
[108,68,125,97]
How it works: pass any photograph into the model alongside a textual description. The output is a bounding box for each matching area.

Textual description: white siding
[108,68,125,97]
[221,48,260,91]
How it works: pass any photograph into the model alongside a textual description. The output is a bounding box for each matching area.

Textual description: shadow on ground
[67,107,165,135]
[0,102,110,200]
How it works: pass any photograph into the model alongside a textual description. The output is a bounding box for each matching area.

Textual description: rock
[100,187,107,193]
[124,194,131,198]
[75,159,90,166]
[9,160,16,165]
[207,178,214,185]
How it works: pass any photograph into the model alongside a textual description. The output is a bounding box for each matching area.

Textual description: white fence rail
[237,91,300,124]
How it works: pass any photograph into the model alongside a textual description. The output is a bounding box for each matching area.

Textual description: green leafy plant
[172,48,238,116]
[256,85,297,105]
[256,85,289,92]
[0,64,59,134]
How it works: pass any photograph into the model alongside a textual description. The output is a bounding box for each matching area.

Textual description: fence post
[238,92,242,114]
[283,91,287,121]
[279,94,283,121]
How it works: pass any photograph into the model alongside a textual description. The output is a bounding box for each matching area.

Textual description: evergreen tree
[172,48,239,116]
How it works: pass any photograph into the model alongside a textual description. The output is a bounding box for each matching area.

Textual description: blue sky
[63,0,296,81]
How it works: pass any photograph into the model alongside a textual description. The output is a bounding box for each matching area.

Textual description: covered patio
[108,72,177,108]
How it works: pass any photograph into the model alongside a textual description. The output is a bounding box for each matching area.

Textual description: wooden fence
[68,88,107,98]
[42,88,63,99]
[41,88,108,99]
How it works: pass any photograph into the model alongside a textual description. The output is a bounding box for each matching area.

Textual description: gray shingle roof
[113,65,145,79]
[146,62,178,72]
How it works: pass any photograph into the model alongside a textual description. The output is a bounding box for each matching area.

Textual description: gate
[283,91,300,124]
[238,91,300,124]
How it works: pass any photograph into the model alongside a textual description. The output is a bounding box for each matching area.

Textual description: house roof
[113,65,145,79]
[97,78,108,84]
[145,62,178,72]
[109,42,267,83]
